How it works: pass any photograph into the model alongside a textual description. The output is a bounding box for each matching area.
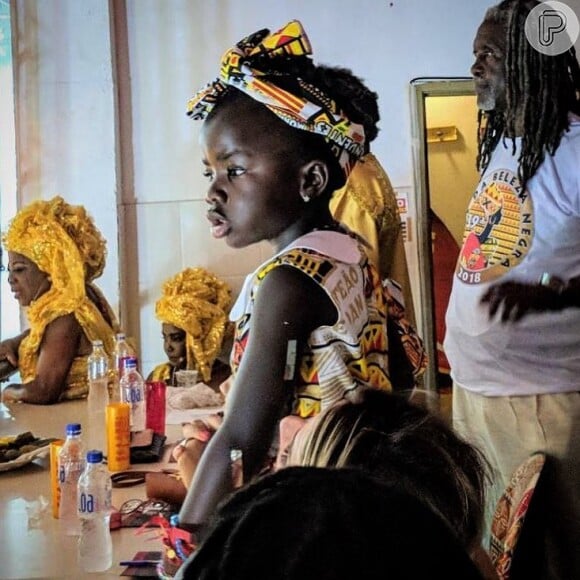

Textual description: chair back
[489,452,547,580]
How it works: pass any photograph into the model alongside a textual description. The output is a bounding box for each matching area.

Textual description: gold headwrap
[187,20,366,178]
[2,196,116,397]
[155,268,232,383]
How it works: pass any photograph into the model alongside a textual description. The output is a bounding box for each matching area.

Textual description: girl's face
[200,97,308,249]
[162,322,187,368]
[7,251,51,307]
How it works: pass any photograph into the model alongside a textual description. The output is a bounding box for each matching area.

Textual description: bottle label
[58,461,85,483]
[50,440,64,519]
[118,355,134,377]
[127,387,142,403]
[79,492,95,514]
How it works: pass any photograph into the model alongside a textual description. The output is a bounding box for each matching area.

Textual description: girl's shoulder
[280,230,362,264]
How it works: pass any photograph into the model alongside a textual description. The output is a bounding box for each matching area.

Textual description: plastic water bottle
[87,340,109,453]
[119,356,146,432]
[58,423,85,535]
[114,332,134,399]
[77,450,113,572]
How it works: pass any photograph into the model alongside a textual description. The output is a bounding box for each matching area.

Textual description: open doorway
[410,78,479,414]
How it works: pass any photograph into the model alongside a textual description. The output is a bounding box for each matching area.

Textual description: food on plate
[0,431,57,463]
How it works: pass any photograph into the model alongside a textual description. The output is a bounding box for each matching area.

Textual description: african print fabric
[186,20,366,178]
[229,230,391,418]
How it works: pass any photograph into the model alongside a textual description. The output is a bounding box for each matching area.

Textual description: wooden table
[0,398,183,579]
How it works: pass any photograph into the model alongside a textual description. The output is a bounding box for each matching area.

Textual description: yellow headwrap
[2,196,116,396]
[155,268,232,383]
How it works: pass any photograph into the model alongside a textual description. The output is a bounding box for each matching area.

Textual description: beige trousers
[453,385,580,579]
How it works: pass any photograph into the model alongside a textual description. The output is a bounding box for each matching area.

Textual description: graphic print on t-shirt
[456,168,533,285]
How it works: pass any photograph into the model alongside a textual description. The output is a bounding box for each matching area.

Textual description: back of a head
[295,388,489,549]
[179,467,483,580]
[48,196,108,281]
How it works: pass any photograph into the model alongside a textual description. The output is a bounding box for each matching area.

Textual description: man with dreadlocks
[445,1,580,576]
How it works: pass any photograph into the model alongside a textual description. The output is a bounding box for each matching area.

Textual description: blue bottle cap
[170,514,180,527]
[86,450,103,463]
[65,423,82,436]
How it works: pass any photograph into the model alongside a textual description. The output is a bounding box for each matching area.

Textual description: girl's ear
[299,160,329,202]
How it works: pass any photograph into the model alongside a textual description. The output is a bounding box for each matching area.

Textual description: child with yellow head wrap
[148,267,232,386]
[0,196,118,404]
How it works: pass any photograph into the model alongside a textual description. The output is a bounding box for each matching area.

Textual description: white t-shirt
[444,116,580,396]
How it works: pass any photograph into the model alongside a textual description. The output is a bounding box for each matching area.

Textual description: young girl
[178,20,391,529]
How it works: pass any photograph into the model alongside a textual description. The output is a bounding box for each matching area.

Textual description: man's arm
[481,274,580,322]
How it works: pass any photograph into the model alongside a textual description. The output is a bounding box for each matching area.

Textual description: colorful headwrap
[2,196,116,396]
[155,268,232,383]
[186,20,366,178]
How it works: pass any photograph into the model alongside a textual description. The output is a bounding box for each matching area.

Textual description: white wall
[4,0,501,374]
[10,0,119,315]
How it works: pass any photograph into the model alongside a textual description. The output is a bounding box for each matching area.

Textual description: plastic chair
[489,452,547,580]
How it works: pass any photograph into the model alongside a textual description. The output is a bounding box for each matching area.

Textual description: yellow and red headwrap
[186,20,366,178]
[155,268,232,383]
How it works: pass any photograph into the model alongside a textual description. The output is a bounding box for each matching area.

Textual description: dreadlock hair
[476,0,580,189]
[179,467,484,580]
[206,57,380,196]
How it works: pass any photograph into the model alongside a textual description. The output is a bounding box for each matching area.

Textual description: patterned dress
[229,230,391,418]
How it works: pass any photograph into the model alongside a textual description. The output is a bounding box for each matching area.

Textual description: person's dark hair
[207,57,380,194]
[179,467,484,580]
[476,0,580,189]
[293,388,490,550]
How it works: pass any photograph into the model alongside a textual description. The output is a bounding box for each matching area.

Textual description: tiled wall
[132,199,272,375]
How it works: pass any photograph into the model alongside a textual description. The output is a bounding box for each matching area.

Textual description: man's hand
[481,281,562,321]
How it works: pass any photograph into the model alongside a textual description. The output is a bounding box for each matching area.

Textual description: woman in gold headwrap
[147,267,232,387]
[330,153,415,324]
[0,196,117,404]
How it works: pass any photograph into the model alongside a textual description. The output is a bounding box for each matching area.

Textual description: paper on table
[165,406,224,425]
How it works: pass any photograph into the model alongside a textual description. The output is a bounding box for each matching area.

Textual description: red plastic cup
[145,381,167,436]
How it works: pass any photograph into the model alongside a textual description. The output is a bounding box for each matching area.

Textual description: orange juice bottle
[106,402,130,472]
[49,439,64,518]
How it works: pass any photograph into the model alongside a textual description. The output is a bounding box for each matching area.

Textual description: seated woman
[287,387,497,579]
[0,196,117,404]
[147,267,232,388]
